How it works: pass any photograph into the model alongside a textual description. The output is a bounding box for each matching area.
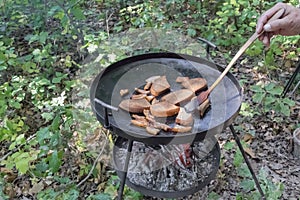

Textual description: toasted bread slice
[176,107,193,126]
[171,125,192,133]
[150,101,179,117]
[181,78,207,93]
[176,76,189,83]
[161,89,194,105]
[119,98,150,113]
[150,76,170,96]
[146,127,160,135]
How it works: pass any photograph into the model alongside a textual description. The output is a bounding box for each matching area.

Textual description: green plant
[98,175,143,200]
[250,82,295,116]
[224,141,284,199]
[0,176,8,200]
[0,40,17,71]
[37,185,79,200]
[236,167,284,200]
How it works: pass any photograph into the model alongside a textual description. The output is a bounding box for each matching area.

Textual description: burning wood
[114,139,219,193]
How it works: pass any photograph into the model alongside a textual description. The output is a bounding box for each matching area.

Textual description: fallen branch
[105,10,114,37]
[76,136,108,187]
[0,134,36,162]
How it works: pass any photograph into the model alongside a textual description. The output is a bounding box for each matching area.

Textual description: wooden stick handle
[208,8,285,93]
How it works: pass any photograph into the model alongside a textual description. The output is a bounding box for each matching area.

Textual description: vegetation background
[0,0,299,199]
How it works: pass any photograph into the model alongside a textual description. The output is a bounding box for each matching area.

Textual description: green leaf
[37,127,51,145]
[264,82,275,91]
[0,65,7,70]
[87,193,112,200]
[250,85,263,93]
[62,188,79,199]
[35,161,49,173]
[124,191,142,200]
[237,164,251,178]
[13,152,36,174]
[252,92,265,103]
[187,28,196,37]
[41,112,54,122]
[52,77,62,84]
[37,188,57,199]
[280,103,290,116]
[240,179,255,192]
[51,115,61,131]
[233,151,243,168]
[39,32,49,44]
[71,7,86,20]
[223,141,234,150]
[49,150,62,173]
[38,78,51,86]
[54,10,65,20]
[282,98,295,107]
[6,119,17,131]
[9,134,25,150]
[50,132,60,148]
[208,192,220,200]
[54,176,71,184]
[9,101,21,109]
[32,48,41,56]
[274,101,282,113]
[16,158,30,174]
[267,86,283,95]
[104,185,118,198]
[0,52,6,61]
[264,96,275,106]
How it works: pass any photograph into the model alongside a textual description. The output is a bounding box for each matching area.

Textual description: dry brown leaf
[29,182,44,194]
[244,147,257,159]
[243,133,254,143]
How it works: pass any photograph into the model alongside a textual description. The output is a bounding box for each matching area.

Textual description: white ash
[114,138,219,192]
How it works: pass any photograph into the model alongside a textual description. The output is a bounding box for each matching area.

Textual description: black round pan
[90,53,242,145]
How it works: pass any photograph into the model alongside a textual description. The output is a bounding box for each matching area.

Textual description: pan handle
[94,98,118,129]
[198,37,218,59]
[94,98,119,111]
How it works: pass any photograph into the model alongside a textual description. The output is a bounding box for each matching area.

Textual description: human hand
[256,3,300,47]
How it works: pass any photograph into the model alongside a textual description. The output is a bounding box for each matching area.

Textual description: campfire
[114,137,220,198]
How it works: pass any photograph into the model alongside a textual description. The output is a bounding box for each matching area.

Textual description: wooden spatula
[185,8,285,113]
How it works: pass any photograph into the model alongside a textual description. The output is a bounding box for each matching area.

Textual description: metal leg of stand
[118,139,133,200]
[282,60,300,98]
[229,125,266,200]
